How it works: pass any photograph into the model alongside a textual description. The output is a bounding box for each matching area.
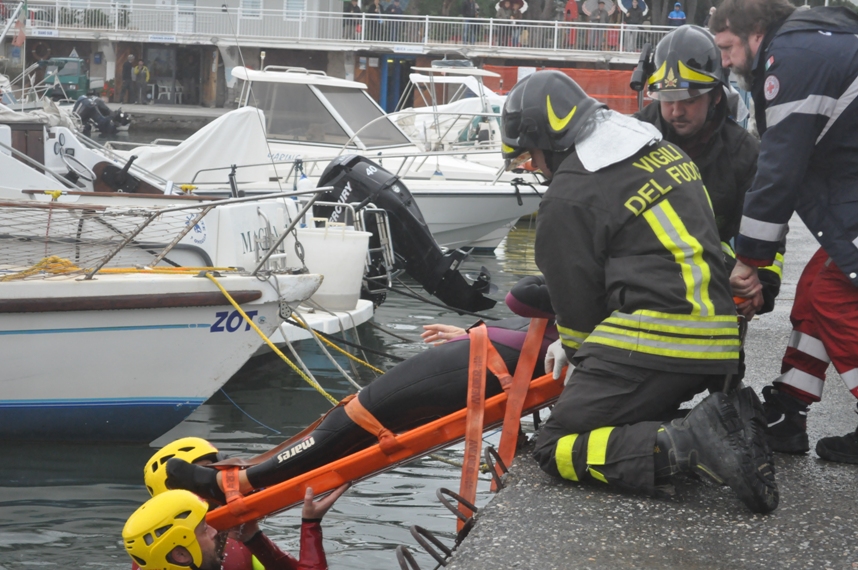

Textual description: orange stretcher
[207,318,561,531]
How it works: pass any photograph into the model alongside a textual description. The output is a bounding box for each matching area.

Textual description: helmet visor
[648,86,713,102]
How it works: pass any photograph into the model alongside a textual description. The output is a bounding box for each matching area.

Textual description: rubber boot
[815,403,858,464]
[657,391,778,514]
[165,458,226,505]
[762,385,810,454]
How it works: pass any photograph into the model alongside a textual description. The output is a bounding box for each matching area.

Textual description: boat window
[247,82,352,146]
[315,86,411,148]
[58,61,80,76]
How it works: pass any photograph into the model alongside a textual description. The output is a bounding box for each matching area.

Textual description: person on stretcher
[165,275,558,504]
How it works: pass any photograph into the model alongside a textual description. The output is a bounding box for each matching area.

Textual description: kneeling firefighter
[501,70,778,512]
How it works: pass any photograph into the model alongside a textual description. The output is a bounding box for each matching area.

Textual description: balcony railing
[21,1,672,55]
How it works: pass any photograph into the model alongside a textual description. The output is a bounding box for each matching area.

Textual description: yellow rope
[0,256,83,281]
[205,272,339,406]
[291,312,385,375]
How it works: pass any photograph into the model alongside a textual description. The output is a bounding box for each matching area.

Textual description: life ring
[31,41,51,61]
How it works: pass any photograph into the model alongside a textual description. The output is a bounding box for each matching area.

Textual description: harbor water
[0,221,541,570]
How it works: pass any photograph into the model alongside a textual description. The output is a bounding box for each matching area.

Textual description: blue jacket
[667,9,685,25]
[740,7,858,285]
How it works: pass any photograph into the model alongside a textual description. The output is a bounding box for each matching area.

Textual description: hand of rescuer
[730,260,764,319]
[302,483,350,520]
[421,323,467,346]
[544,339,573,385]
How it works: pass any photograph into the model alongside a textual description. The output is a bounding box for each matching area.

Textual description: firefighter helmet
[648,25,723,101]
[501,70,605,160]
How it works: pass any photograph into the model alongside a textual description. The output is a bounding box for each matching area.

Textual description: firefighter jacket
[636,99,783,313]
[743,6,858,286]
[535,140,740,376]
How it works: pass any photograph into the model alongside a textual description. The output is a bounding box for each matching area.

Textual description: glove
[544,339,569,381]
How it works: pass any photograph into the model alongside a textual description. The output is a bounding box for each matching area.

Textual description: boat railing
[21,1,673,57]
[0,189,332,282]
[187,146,512,188]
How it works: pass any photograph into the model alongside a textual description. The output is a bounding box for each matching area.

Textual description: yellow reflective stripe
[628,309,737,323]
[648,61,667,85]
[587,426,614,466]
[760,252,784,280]
[595,324,740,347]
[546,95,577,132]
[678,60,718,84]
[555,434,579,481]
[588,467,608,484]
[643,200,714,316]
[586,330,740,360]
[603,316,737,337]
[557,324,590,350]
[721,241,736,258]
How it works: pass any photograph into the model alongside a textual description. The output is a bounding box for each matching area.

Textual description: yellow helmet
[144,437,219,497]
[122,489,208,570]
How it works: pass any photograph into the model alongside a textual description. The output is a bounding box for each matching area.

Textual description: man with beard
[635,25,781,320]
[710,0,858,463]
[122,485,345,569]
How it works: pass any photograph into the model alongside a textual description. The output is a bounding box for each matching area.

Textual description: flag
[12,20,25,47]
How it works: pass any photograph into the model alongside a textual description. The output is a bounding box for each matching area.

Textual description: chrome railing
[20,1,672,54]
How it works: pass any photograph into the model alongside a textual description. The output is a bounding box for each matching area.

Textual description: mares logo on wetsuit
[276,437,316,463]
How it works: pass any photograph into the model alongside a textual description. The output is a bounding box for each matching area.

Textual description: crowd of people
[120,0,858,566]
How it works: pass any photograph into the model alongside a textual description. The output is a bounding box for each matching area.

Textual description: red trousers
[776,248,858,403]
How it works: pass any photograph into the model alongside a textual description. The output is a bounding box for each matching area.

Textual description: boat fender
[317,155,497,313]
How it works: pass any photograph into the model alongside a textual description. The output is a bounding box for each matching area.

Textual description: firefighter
[711,0,858,463]
[502,70,777,512]
[637,24,783,320]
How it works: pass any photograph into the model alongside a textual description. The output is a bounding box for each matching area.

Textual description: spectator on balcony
[344,0,362,39]
[563,0,579,48]
[495,0,513,46]
[623,0,645,51]
[120,54,134,104]
[365,0,383,40]
[133,59,150,105]
[703,6,715,28]
[667,2,686,26]
[385,0,403,41]
[586,0,613,49]
[462,0,478,44]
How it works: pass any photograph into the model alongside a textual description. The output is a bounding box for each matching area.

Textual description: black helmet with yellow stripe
[501,70,604,163]
[648,25,723,101]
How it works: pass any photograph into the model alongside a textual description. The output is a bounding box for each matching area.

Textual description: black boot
[815,404,858,464]
[657,391,779,514]
[762,385,810,453]
[166,458,226,505]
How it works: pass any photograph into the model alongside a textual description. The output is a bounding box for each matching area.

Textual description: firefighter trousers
[533,356,717,495]
[774,247,858,402]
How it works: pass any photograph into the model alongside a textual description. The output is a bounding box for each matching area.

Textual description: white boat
[0,108,376,343]
[121,66,541,250]
[0,199,323,442]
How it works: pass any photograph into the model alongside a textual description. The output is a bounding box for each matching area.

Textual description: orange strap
[492,318,548,491]
[344,394,405,456]
[486,341,513,391]
[222,467,251,518]
[458,323,488,531]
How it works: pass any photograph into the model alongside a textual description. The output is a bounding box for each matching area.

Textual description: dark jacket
[635,99,782,313]
[625,5,644,25]
[462,0,477,18]
[122,60,133,81]
[535,140,740,375]
[743,7,858,286]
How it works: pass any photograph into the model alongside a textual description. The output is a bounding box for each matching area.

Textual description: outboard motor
[73,95,118,136]
[318,155,496,314]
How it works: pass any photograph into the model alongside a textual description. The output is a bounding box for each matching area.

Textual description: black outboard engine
[318,155,496,314]
[73,95,118,136]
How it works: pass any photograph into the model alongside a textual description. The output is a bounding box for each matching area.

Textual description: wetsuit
[130,523,327,570]
[241,276,556,488]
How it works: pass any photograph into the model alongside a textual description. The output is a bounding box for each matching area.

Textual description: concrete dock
[446,216,858,569]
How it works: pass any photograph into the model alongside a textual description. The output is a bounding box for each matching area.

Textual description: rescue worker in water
[501,70,778,512]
